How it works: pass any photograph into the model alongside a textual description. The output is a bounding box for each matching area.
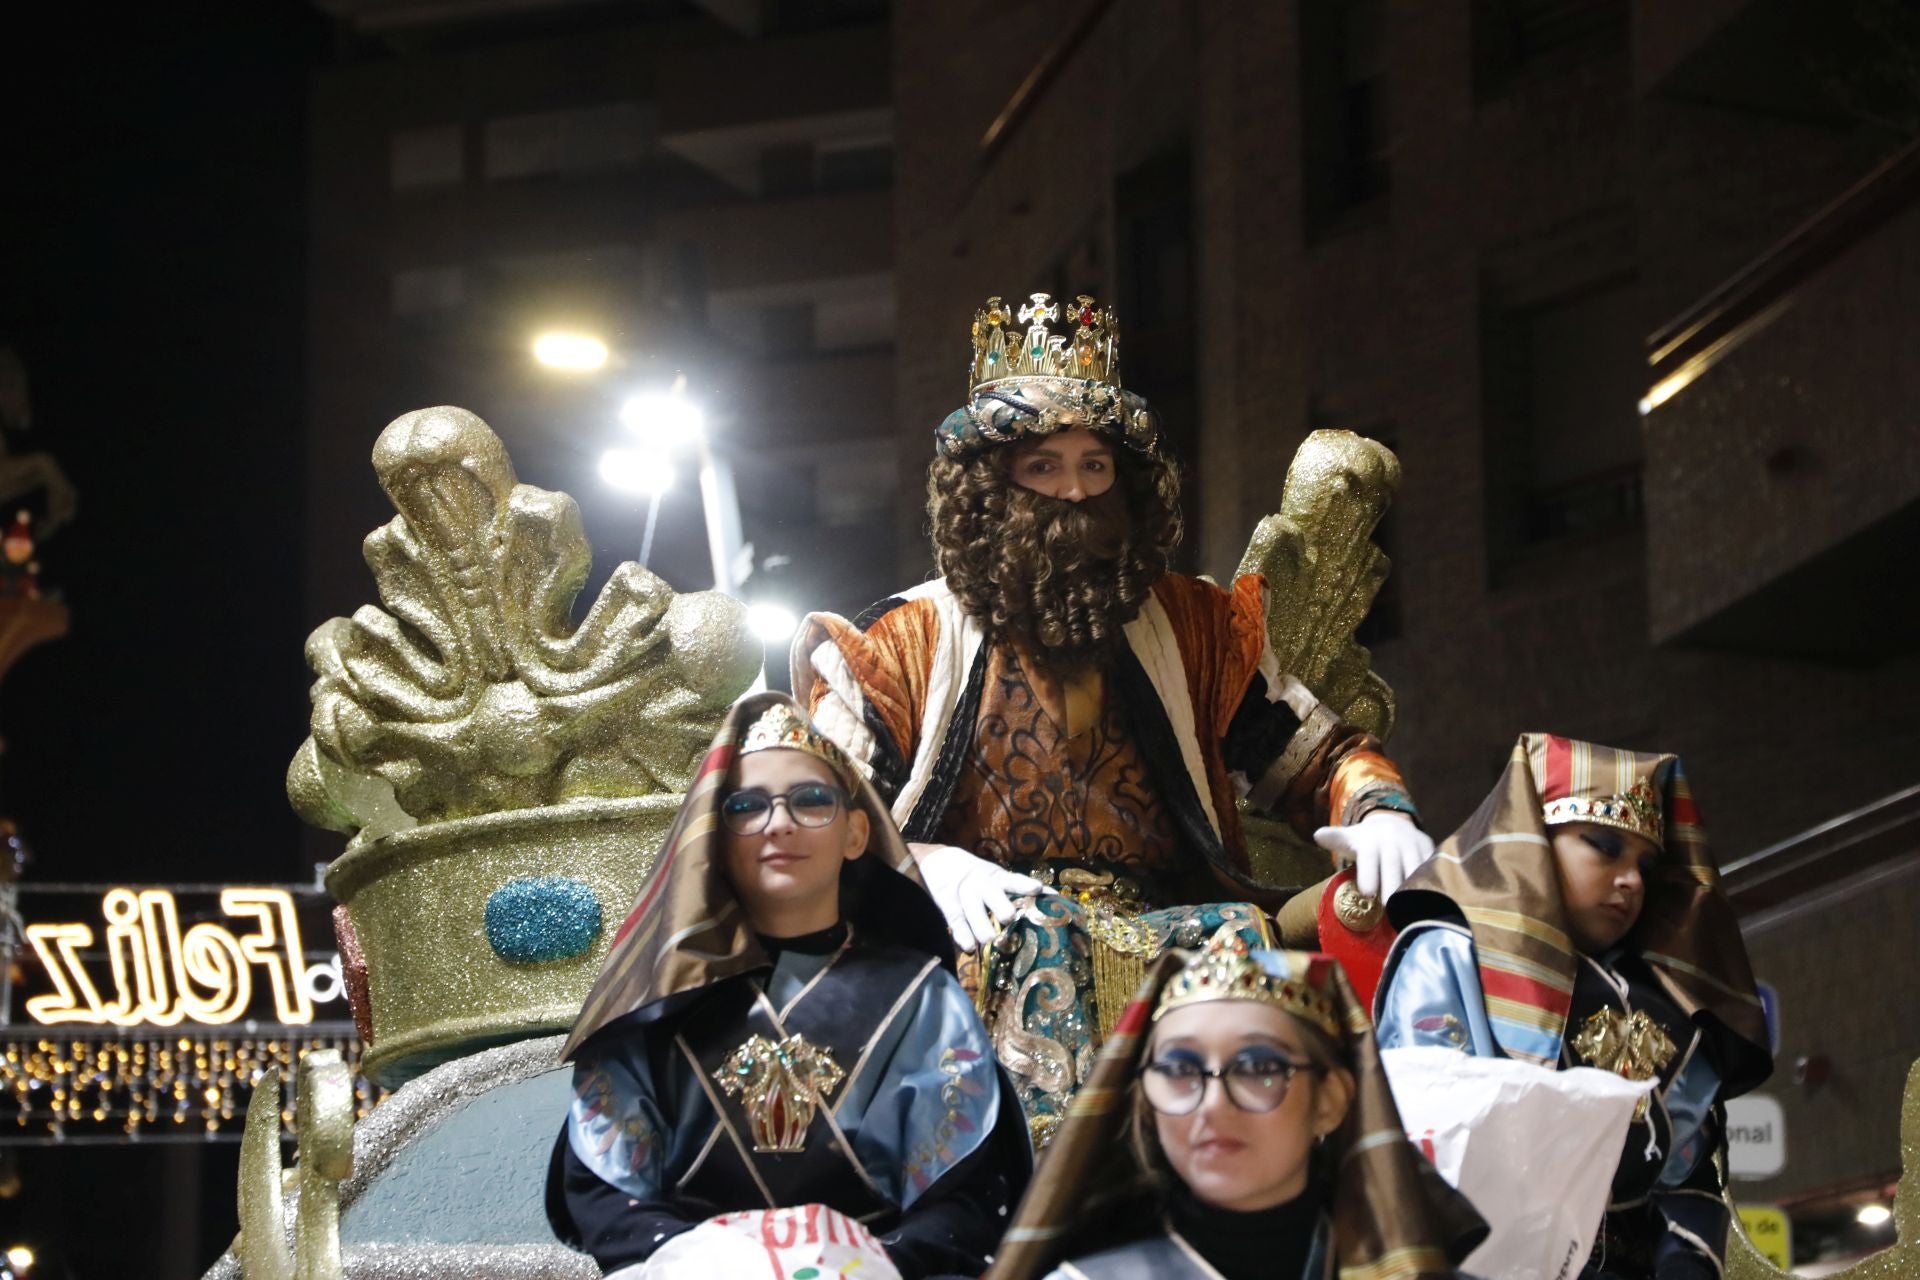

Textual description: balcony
[1640,139,1920,662]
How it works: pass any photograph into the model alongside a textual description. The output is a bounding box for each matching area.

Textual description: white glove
[909,843,1051,952]
[1313,810,1434,901]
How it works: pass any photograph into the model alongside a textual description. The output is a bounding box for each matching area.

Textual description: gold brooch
[1332,880,1384,933]
[714,1033,846,1153]
[1572,1008,1677,1119]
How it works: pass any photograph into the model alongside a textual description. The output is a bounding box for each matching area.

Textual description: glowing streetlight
[607,378,744,595]
[5,1244,33,1272]
[532,332,609,371]
[746,603,798,645]
[1857,1203,1892,1227]
[598,448,676,497]
[619,391,705,449]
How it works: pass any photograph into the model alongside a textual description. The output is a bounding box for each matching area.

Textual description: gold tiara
[1153,931,1341,1039]
[738,702,856,789]
[1542,775,1663,848]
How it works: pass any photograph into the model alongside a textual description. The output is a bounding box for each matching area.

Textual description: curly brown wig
[926,438,1183,663]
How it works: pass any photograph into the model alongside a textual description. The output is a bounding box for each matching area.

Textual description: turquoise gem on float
[484,875,603,962]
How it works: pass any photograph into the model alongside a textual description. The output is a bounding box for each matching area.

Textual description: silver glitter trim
[335,1244,602,1279]
[204,1036,576,1280]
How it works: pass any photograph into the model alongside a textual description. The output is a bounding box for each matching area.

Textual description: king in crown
[791,290,1442,1142]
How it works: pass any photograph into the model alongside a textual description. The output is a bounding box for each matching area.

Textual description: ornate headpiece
[1152,930,1342,1039]
[1541,777,1663,847]
[935,292,1161,459]
[738,700,857,790]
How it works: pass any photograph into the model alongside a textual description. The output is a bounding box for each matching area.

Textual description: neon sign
[23,887,340,1027]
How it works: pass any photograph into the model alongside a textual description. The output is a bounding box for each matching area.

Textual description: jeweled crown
[1153,931,1341,1039]
[969,292,1120,394]
[738,701,856,789]
[1542,774,1664,848]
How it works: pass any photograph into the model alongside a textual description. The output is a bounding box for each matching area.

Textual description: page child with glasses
[987,931,1485,1280]
[546,693,1030,1280]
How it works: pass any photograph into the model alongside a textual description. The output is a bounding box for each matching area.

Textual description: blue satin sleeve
[1374,924,1501,1057]
[566,1046,667,1201]
[1660,1048,1722,1186]
[851,967,1002,1209]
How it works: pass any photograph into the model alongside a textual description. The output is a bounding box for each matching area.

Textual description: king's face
[1007,428,1116,502]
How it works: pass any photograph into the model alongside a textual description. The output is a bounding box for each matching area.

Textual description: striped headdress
[989,943,1487,1280]
[1388,734,1770,1094]
[560,691,949,1060]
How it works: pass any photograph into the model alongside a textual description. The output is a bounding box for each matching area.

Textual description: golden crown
[1153,931,1341,1039]
[969,292,1120,394]
[739,701,856,789]
[1542,775,1664,848]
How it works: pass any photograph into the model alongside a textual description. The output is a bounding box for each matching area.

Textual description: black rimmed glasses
[1141,1054,1319,1115]
[719,782,847,835]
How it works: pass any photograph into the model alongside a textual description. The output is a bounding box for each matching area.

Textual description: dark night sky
[0,3,328,893]
[0,8,326,1274]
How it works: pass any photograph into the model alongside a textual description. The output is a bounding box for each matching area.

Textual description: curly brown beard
[926,444,1184,668]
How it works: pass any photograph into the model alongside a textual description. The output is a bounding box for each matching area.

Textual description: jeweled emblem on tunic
[1572,1007,1678,1119]
[715,1033,846,1153]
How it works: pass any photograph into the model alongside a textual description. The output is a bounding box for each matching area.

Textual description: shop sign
[1726,1094,1787,1180]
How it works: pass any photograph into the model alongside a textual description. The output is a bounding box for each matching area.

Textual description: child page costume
[547,693,1031,1279]
[989,935,1486,1280]
[1375,734,1772,1280]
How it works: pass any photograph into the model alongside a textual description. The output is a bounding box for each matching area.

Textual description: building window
[1301,0,1389,241]
[1473,0,1627,99]
[816,140,892,193]
[1481,273,1644,566]
[390,124,463,191]
[760,302,816,356]
[754,139,893,198]
[758,142,817,198]
[483,103,653,181]
[391,265,465,316]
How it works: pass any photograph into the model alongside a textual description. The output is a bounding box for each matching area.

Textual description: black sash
[674,943,940,1221]
[1063,1222,1330,1280]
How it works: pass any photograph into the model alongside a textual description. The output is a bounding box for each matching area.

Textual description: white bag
[618,1204,902,1280]
[1381,1046,1652,1280]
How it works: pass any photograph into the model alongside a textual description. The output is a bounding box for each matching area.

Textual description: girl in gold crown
[548,693,1030,1279]
[988,933,1486,1280]
[1374,734,1773,1279]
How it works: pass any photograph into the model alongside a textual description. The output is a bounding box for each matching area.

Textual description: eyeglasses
[719,782,846,835]
[1141,1055,1319,1115]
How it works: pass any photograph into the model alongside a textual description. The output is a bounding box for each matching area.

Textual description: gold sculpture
[289,406,762,1083]
[1235,429,1401,885]
[236,1049,353,1280]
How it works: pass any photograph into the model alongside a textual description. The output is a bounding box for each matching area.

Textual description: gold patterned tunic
[931,640,1181,897]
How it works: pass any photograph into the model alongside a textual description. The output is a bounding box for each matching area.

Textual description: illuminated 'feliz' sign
[24,888,342,1028]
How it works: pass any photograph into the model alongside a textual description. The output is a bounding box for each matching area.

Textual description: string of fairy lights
[0,1029,383,1142]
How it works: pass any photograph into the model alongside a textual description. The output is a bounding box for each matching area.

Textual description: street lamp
[597,447,678,566]
[532,332,610,371]
[613,378,747,596]
[746,603,798,645]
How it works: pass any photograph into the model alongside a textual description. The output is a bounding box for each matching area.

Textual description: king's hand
[908,842,1053,952]
[1312,810,1435,901]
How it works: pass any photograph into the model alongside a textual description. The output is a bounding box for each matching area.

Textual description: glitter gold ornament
[1234,430,1402,885]
[1725,1058,1920,1279]
[289,407,762,1085]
